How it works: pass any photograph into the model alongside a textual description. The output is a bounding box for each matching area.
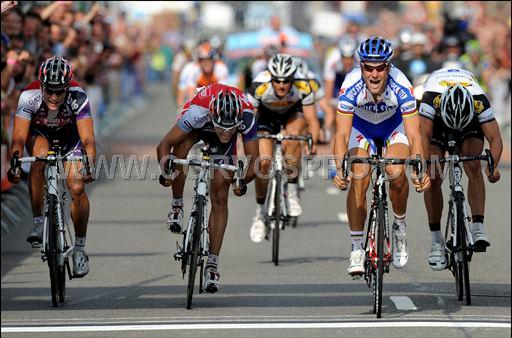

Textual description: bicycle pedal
[41,255,47,262]
[31,242,42,249]
[173,252,183,261]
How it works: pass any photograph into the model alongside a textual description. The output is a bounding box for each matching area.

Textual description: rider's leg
[66,159,90,277]
[346,146,371,276]
[385,142,411,269]
[204,168,232,292]
[25,136,49,244]
[166,133,198,232]
[283,116,307,217]
[460,137,489,248]
[251,135,273,242]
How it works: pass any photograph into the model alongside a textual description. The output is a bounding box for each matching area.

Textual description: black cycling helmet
[209,89,244,129]
[440,84,475,130]
[38,56,73,91]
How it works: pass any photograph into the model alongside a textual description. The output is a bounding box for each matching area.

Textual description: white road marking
[2,322,510,333]
[390,296,418,310]
[326,187,340,195]
[337,212,349,223]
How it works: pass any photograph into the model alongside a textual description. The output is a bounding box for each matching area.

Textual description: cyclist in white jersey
[332,37,430,278]
[419,67,502,270]
[247,53,320,243]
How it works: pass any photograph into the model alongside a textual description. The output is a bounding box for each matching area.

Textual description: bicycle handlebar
[257,132,313,152]
[168,156,240,174]
[426,149,494,177]
[11,151,85,167]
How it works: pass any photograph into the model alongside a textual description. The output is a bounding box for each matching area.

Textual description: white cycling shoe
[203,265,220,293]
[348,249,365,279]
[428,241,447,271]
[287,194,302,217]
[392,228,409,269]
[250,216,268,243]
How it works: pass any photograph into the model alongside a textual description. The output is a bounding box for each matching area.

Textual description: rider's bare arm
[481,120,503,169]
[303,104,320,145]
[9,117,30,159]
[77,118,96,163]
[333,114,352,167]
[156,124,190,171]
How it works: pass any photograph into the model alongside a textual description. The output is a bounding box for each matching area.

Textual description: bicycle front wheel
[272,172,281,266]
[455,194,471,305]
[46,195,60,307]
[186,196,205,309]
[373,199,385,318]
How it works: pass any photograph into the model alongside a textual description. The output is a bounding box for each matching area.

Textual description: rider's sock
[255,203,264,218]
[207,253,219,268]
[431,231,444,244]
[350,231,364,251]
[172,197,183,207]
[393,212,406,232]
[34,216,45,225]
[471,222,484,234]
[75,236,86,251]
[288,183,299,197]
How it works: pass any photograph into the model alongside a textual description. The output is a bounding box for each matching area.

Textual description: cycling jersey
[16,80,91,154]
[178,61,229,91]
[419,67,495,124]
[247,70,314,115]
[298,70,325,102]
[323,48,357,100]
[177,83,257,142]
[337,65,417,142]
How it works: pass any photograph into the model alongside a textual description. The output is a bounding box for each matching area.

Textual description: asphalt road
[1,85,510,338]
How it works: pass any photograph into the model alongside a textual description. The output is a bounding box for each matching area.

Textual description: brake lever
[11,150,20,170]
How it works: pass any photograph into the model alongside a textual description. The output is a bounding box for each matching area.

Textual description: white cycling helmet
[440,84,474,130]
[338,37,357,58]
[267,53,297,79]
[292,56,309,75]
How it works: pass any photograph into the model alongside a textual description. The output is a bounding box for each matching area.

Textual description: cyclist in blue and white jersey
[332,37,431,278]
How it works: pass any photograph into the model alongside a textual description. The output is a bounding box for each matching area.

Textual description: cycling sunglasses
[361,63,389,73]
[272,77,292,84]
[213,120,242,133]
[43,87,67,95]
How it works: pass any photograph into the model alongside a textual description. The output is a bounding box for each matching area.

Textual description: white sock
[350,231,364,251]
[471,222,484,233]
[431,230,444,244]
[288,183,298,197]
[207,253,219,268]
[172,198,183,207]
[75,236,86,251]
[393,212,406,232]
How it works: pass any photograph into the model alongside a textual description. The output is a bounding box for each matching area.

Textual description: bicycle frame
[265,140,288,223]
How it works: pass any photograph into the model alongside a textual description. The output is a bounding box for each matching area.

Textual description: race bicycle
[427,137,494,305]
[167,144,244,309]
[11,140,89,307]
[340,146,422,318]
[257,132,312,266]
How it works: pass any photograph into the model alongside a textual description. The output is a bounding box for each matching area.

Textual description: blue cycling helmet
[357,36,393,62]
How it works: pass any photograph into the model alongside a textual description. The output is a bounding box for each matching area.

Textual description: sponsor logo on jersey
[474,100,484,114]
[338,103,352,111]
[345,81,364,101]
[193,114,209,125]
[294,80,311,95]
[362,102,395,114]
[338,88,346,95]
[401,102,416,113]
[433,94,442,108]
[255,83,270,97]
[308,79,319,92]
[438,80,472,87]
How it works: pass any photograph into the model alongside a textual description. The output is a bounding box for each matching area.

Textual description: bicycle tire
[374,199,385,318]
[272,172,281,266]
[455,193,471,305]
[46,195,60,307]
[186,196,205,309]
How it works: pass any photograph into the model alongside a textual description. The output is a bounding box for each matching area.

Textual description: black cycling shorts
[28,124,83,156]
[257,102,304,134]
[430,115,484,152]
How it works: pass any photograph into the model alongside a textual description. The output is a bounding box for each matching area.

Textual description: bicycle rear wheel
[46,195,60,307]
[186,197,205,309]
[373,199,385,318]
[272,172,281,266]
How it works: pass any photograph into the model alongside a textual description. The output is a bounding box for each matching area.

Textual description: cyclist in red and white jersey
[157,83,259,293]
[8,56,96,278]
